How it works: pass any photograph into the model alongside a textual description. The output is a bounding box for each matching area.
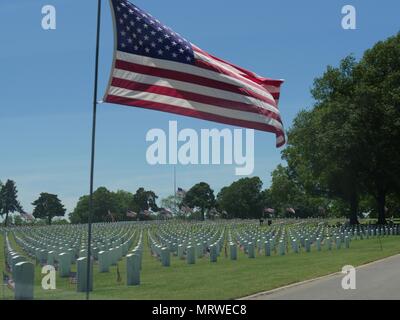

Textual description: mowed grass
[1,232,400,300]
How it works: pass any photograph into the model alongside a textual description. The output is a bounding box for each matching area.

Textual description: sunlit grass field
[1,230,400,300]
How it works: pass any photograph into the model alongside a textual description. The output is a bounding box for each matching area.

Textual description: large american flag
[104,0,286,147]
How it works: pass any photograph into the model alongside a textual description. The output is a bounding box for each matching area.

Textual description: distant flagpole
[173,165,177,214]
[86,0,102,300]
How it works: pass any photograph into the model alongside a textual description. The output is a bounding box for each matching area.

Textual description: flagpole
[173,165,177,215]
[86,0,102,300]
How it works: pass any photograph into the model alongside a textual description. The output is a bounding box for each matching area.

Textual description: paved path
[241,254,400,300]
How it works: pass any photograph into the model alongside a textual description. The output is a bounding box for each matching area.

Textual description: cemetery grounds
[1,219,400,300]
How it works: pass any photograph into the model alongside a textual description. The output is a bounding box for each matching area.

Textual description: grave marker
[14,261,34,300]
[76,257,93,292]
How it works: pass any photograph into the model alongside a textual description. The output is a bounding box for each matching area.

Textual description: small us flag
[104,0,286,147]
[126,210,137,218]
[177,187,186,196]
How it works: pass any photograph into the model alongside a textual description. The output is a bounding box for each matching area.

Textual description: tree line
[0,179,66,226]
[70,177,284,223]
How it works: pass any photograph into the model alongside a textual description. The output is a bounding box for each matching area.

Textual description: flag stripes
[110,66,280,116]
[109,78,281,121]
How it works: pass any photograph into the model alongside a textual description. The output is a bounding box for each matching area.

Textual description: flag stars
[114,3,194,65]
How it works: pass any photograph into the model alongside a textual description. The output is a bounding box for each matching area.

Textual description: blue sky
[0,0,399,217]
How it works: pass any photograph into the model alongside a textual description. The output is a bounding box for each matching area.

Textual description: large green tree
[0,179,23,227]
[217,177,263,219]
[13,215,24,226]
[264,165,329,218]
[131,187,158,221]
[69,187,159,223]
[282,33,400,224]
[113,190,135,220]
[267,165,300,216]
[283,56,363,224]
[32,193,66,225]
[351,33,400,224]
[386,193,400,218]
[183,182,215,221]
[161,194,182,217]
[70,187,119,223]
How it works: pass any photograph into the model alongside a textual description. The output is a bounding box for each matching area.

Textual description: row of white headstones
[3,221,399,299]
[4,223,144,299]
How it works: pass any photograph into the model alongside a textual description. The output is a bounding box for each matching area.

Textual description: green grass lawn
[1,232,400,300]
